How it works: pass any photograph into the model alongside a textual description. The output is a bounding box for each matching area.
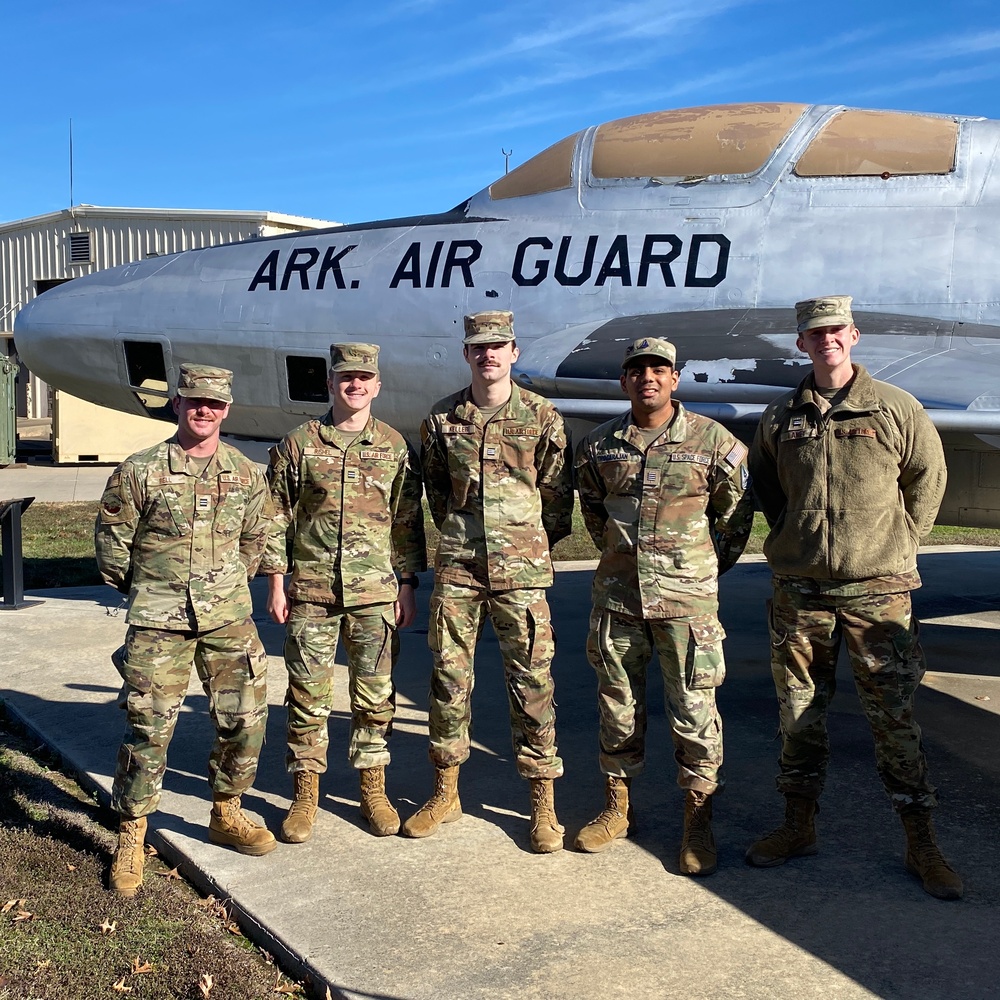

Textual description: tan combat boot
[679,790,717,876]
[901,810,964,900]
[110,816,147,897]
[281,771,320,844]
[574,776,631,853]
[359,766,400,836]
[529,778,565,853]
[208,795,277,856]
[401,765,461,838]
[745,795,818,867]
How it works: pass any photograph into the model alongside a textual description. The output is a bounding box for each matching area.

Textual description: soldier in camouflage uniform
[574,337,752,875]
[402,311,573,853]
[262,343,426,842]
[746,295,963,900]
[96,364,276,898]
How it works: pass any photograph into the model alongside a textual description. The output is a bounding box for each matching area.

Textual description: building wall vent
[67,231,92,264]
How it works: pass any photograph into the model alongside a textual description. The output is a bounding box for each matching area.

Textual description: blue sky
[3,0,999,226]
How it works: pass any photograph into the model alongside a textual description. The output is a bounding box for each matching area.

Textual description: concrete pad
[0,461,113,502]
[2,550,998,1000]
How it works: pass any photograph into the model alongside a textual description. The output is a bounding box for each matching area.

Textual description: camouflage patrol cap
[463,311,515,345]
[622,336,677,369]
[330,342,380,375]
[176,363,233,403]
[795,295,854,334]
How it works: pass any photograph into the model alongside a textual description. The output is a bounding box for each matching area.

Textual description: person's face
[172,395,230,442]
[330,369,381,413]
[620,360,679,418]
[464,340,519,384]
[796,323,860,371]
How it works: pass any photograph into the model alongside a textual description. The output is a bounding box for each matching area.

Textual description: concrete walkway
[2,550,999,1000]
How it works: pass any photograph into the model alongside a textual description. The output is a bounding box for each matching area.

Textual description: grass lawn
[0,712,306,1000]
[6,501,1000,592]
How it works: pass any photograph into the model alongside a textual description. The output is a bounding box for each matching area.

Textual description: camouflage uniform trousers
[767,585,937,811]
[586,608,726,794]
[428,582,563,780]
[284,600,399,772]
[111,618,268,819]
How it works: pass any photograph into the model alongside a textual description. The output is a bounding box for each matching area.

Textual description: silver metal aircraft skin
[14,103,1000,525]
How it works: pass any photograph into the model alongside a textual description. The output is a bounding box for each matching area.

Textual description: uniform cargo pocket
[685,616,726,690]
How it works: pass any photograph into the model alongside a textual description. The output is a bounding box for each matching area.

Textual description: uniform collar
[317,410,378,447]
[616,401,688,450]
[453,382,523,424]
[167,436,237,475]
[788,364,878,416]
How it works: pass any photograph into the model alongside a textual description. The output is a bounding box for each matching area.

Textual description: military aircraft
[13,102,1000,525]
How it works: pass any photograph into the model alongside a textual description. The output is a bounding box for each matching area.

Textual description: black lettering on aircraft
[390,243,422,288]
[425,241,444,287]
[594,235,631,287]
[555,236,599,286]
[685,235,731,288]
[251,233,731,292]
[510,234,729,289]
[390,240,482,288]
[281,248,321,291]
[248,250,280,292]
[637,235,683,287]
[250,245,358,292]
[512,237,553,286]
[317,245,358,290]
[441,240,482,288]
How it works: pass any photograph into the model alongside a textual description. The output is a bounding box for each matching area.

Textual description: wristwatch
[398,576,419,589]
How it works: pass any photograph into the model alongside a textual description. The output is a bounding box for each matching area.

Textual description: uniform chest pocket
[657,453,711,496]
[144,490,185,536]
[357,456,397,501]
[597,459,639,496]
[215,482,249,535]
[499,436,538,474]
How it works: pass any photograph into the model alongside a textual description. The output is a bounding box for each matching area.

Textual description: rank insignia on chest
[484,445,498,460]
[644,469,660,486]
[346,468,358,481]
[789,416,806,431]
[197,495,211,511]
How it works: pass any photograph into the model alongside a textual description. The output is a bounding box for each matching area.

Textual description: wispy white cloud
[851,62,1000,100]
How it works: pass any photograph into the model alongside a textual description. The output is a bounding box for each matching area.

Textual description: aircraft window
[794,110,958,177]
[286,355,329,404]
[489,132,580,200]
[123,340,168,395]
[591,103,806,180]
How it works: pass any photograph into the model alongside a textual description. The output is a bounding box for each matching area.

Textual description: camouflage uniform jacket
[575,403,752,618]
[95,437,270,631]
[750,364,947,593]
[260,411,426,605]
[421,383,573,590]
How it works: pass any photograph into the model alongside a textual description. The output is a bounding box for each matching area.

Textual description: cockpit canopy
[487,102,959,201]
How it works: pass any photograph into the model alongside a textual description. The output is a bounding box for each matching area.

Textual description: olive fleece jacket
[749,365,946,586]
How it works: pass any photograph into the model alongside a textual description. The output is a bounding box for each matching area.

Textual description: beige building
[1,204,337,460]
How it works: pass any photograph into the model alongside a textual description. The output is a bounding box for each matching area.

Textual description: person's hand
[267,575,290,624]
[395,583,417,628]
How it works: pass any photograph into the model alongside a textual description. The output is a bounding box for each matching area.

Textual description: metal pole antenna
[69,118,74,208]
[502,148,512,174]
